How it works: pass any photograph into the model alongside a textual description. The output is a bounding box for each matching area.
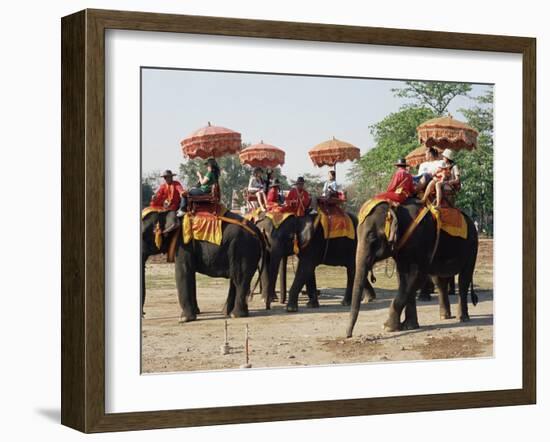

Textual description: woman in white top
[248,167,268,211]
[413,147,444,191]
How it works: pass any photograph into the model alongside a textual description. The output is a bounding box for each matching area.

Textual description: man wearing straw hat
[150,169,185,234]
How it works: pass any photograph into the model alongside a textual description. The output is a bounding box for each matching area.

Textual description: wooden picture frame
[61,9,536,433]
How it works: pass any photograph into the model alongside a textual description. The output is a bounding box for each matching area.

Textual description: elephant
[346,199,478,337]
[142,210,265,322]
[255,214,318,309]
[141,210,177,313]
[258,211,369,313]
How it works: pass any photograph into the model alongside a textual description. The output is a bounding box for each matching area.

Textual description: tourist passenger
[421,149,461,208]
[177,158,220,214]
[247,167,268,211]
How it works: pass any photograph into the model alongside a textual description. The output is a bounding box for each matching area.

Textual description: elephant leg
[435,276,454,320]
[287,260,314,313]
[448,277,456,296]
[223,281,237,317]
[457,252,476,321]
[231,279,250,318]
[384,264,421,332]
[341,264,354,306]
[306,274,319,308]
[175,251,197,323]
[363,270,376,302]
[402,294,420,330]
[279,256,287,304]
[417,275,434,302]
[260,253,272,310]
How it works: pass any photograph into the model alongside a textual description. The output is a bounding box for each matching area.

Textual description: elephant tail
[470,280,478,306]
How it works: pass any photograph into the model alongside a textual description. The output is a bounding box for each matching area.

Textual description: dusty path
[142,240,493,373]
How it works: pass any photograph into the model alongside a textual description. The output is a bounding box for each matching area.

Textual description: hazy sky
[141,68,491,186]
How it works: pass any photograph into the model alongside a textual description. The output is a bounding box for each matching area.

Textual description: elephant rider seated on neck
[150,170,186,235]
[284,176,311,216]
[177,158,220,215]
[374,158,415,204]
[421,148,461,209]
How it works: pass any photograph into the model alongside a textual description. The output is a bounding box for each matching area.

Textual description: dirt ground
[142,239,493,373]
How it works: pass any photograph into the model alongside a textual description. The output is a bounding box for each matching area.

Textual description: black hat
[394,158,408,167]
[160,169,176,177]
[294,176,305,185]
[270,178,281,188]
[204,157,218,166]
[253,166,264,174]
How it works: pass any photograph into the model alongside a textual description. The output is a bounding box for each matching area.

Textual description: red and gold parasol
[239,141,286,169]
[180,122,242,159]
[308,137,360,168]
[405,145,443,168]
[417,115,478,151]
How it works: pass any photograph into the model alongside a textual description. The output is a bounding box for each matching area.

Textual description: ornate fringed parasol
[308,137,360,168]
[180,122,242,159]
[417,115,478,151]
[405,145,443,168]
[239,141,286,169]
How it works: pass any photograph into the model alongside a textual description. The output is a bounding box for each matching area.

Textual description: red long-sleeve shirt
[150,181,185,211]
[285,188,311,216]
[375,168,414,204]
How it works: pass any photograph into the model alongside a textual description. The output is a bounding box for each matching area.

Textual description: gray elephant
[142,210,265,322]
[347,199,478,337]
[255,213,317,309]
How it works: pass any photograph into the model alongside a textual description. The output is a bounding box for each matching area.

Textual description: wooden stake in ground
[240,324,252,368]
[220,320,230,355]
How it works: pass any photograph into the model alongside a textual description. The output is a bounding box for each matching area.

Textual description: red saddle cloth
[316,204,355,240]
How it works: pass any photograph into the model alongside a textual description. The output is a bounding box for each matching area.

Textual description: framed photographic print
[61,9,536,433]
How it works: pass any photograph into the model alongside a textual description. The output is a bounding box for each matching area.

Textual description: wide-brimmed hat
[394,158,408,167]
[442,148,456,161]
[269,178,281,188]
[160,169,176,177]
[293,176,305,185]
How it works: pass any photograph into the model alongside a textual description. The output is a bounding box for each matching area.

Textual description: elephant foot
[306,299,320,308]
[383,318,401,332]
[459,314,470,322]
[230,308,249,319]
[401,319,420,330]
[193,306,201,315]
[440,313,455,320]
[340,298,351,307]
[179,312,197,323]
[286,304,298,313]
[417,293,432,302]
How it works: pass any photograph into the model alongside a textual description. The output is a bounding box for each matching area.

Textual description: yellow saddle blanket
[183,205,228,246]
[358,198,389,225]
[265,211,293,229]
[316,207,355,240]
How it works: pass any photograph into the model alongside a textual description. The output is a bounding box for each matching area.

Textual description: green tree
[392,81,472,115]
[455,90,494,235]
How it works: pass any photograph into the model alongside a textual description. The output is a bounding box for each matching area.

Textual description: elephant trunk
[346,242,371,338]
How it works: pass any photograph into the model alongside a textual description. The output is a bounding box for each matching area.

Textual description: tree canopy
[392,81,472,115]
